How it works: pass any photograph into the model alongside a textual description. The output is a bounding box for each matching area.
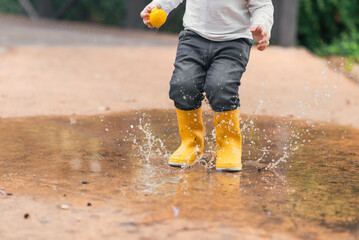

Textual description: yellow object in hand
[149,8,167,28]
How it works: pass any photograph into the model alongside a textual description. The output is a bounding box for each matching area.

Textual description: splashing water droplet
[172,206,180,217]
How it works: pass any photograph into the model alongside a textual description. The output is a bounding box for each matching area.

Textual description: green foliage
[319,33,359,67]
[298,0,359,62]
[56,0,126,25]
[0,0,126,25]
[0,0,24,14]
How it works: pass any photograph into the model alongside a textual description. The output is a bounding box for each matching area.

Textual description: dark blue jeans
[169,30,252,112]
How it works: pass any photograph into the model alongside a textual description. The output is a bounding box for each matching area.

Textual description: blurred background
[0,0,358,64]
[0,0,358,126]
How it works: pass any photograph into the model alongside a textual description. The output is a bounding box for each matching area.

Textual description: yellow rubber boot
[168,107,204,167]
[214,109,242,171]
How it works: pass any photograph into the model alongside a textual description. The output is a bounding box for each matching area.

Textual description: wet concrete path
[0,110,358,239]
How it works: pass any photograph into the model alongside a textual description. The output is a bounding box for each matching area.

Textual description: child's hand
[250,25,270,51]
[140,2,162,28]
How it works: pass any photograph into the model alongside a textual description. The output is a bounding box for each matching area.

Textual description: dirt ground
[0,15,358,129]
[0,15,359,240]
[1,110,358,240]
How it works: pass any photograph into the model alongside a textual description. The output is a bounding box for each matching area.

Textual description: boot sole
[168,162,187,167]
[216,167,242,172]
[168,154,203,167]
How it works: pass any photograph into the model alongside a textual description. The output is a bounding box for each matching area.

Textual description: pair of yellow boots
[168,107,242,171]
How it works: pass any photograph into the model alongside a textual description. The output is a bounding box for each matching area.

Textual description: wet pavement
[0,109,358,239]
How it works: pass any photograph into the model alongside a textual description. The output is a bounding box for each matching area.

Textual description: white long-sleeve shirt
[153,0,274,41]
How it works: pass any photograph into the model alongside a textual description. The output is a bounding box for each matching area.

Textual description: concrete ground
[0,14,358,129]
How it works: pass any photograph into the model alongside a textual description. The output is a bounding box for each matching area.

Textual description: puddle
[0,110,358,239]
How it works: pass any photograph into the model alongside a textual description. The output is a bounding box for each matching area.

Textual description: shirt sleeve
[153,0,184,15]
[248,0,274,36]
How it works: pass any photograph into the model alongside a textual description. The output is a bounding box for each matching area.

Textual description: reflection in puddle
[0,110,358,238]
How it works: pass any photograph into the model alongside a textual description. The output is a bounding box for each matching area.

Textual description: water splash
[172,206,180,217]
[131,113,169,163]
[238,59,342,171]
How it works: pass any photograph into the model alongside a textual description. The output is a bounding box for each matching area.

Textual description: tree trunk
[35,0,54,18]
[18,0,39,19]
[271,0,299,47]
[124,0,147,29]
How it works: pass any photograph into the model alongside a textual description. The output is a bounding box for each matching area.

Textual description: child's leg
[168,30,209,167]
[169,30,208,111]
[204,38,252,113]
[204,38,252,171]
